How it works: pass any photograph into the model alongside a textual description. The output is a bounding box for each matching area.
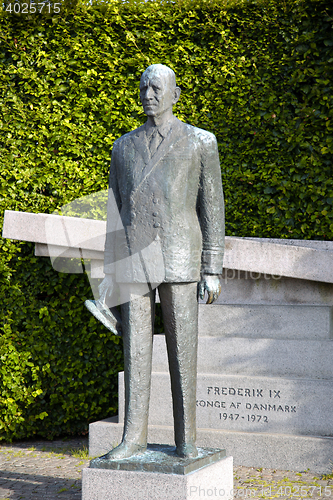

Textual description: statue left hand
[198,275,221,304]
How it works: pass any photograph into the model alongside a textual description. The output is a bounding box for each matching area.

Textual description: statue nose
[144,87,154,99]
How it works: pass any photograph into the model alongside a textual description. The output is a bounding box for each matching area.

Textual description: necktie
[149,129,162,156]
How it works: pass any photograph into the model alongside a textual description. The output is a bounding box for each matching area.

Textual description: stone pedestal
[82,445,233,500]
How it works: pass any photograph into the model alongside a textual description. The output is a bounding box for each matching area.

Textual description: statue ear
[173,86,181,104]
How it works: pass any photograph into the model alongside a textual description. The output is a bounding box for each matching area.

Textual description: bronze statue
[92,64,224,462]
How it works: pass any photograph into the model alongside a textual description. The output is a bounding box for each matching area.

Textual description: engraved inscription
[196,385,298,430]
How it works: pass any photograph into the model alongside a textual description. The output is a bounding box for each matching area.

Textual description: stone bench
[3,210,333,282]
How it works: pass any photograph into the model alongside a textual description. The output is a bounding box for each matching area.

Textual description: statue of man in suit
[97,64,224,461]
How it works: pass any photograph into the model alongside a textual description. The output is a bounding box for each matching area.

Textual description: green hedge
[0,0,332,440]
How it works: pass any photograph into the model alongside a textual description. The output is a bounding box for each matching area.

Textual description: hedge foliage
[0,0,332,440]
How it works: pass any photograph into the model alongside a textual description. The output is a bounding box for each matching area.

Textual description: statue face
[140,73,175,118]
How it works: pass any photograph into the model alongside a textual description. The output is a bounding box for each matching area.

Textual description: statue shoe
[105,442,146,460]
[176,442,198,459]
[90,442,146,468]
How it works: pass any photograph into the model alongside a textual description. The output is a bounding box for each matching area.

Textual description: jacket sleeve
[197,132,225,275]
[103,140,122,275]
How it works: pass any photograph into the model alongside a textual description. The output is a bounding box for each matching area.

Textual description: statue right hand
[98,274,114,305]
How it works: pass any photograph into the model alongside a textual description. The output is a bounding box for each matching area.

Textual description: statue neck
[146,109,174,128]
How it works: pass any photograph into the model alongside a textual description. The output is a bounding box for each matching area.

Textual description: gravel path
[0,437,332,499]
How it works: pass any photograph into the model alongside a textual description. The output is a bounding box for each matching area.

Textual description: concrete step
[89,417,333,474]
[198,304,333,339]
[152,335,333,380]
[118,372,333,437]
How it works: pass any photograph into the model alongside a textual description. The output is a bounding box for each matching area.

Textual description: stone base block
[152,335,333,379]
[89,418,333,474]
[82,454,233,500]
[212,273,333,306]
[118,372,333,436]
[198,304,332,339]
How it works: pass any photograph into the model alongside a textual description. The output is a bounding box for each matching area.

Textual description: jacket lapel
[131,125,150,167]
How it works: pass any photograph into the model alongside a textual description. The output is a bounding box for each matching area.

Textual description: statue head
[140,64,181,119]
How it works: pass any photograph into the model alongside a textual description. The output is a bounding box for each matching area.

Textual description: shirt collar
[145,116,175,139]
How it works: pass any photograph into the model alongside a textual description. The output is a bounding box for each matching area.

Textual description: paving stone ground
[0,437,89,500]
[0,437,332,499]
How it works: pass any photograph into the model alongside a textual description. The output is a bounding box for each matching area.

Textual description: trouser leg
[158,282,198,453]
[120,285,155,447]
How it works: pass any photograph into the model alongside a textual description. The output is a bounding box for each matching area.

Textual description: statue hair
[141,64,177,89]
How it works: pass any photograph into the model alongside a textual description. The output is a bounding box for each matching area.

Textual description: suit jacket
[104,116,224,284]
